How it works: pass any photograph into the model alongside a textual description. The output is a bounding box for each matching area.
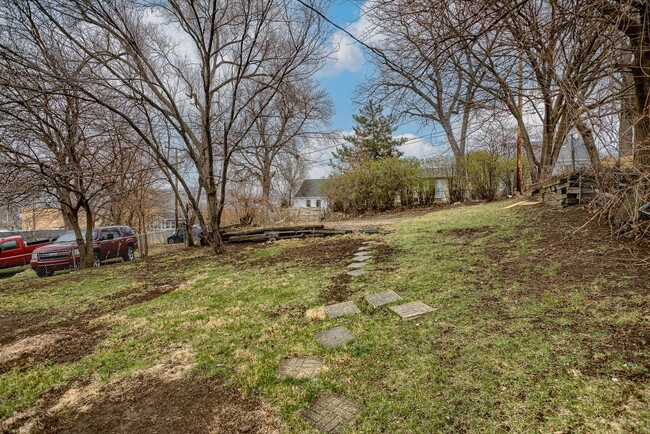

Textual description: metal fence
[0,229,180,280]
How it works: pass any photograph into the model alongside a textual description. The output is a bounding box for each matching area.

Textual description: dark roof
[295,179,326,198]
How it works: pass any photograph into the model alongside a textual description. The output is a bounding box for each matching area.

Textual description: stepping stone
[353,254,372,261]
[301,391,364,433]
[389,301,435,321]
[277,356,323,379]
[347,262,367,269]
[315,326,355,349]
[365,290,403,308]
[325,301,361,318]
[357,246,371,251]
[361,241,373,245]
[346,269,369,277]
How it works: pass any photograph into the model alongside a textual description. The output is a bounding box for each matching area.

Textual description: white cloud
[397,134,433,159]
[348,2,383,45]
[319,32,365,77]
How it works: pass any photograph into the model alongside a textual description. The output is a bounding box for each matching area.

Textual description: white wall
[292,197,328,209]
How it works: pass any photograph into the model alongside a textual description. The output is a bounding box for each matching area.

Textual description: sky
[307,1,442,178]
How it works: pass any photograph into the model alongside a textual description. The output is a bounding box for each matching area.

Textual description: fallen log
[222,224,324,240]
[224,228,352,244]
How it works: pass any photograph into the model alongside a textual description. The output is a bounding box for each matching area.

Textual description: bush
[463,150,515,201]
[323,158,427,213]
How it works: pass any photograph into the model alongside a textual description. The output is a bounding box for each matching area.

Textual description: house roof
[295,179,326,198]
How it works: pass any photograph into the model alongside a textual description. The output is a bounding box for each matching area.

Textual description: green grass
[1,202,648,432]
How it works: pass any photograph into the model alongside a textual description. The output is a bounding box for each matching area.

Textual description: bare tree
[0,4,124,268]
[29,0,332,253]
[360,0,487,165]
[233,79,332,222]
[590,0,650,167]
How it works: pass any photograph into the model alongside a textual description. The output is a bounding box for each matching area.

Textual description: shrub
[323,158,423,213]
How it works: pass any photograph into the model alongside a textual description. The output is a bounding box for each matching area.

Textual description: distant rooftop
[295,179,326,198]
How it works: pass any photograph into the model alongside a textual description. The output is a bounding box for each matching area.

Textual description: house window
[316,200,321,208]
[306,199,311,207]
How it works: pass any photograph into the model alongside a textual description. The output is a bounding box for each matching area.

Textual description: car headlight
[31,252,38,261]
[72,248,80,257]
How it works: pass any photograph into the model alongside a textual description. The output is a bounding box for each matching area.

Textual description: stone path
[277,357,323,380]
[389,301,435,321]
[295,240,436,432]
[325,301,361,319]
[365,290,402,309]
[316,326,356,349]
[347,262,367,269]
[353,254,372,261]
[301,391,364,433]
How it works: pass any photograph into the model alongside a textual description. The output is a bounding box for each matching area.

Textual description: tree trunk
[82,202,94,269]
[633,70,650,168]
[629,7,650,168]
[619,70,635,158]
[575,118,601,169]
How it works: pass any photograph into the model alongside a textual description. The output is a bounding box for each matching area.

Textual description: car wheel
[93,253,101,267]
[167,238,173,244]
[35,269,48,278]
[123,245,135,261]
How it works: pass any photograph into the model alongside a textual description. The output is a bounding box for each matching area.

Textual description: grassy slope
[1,202,648,432]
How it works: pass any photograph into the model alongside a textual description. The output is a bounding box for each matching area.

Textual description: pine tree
[333,100,406,165]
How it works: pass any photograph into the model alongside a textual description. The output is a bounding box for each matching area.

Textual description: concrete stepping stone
[361,241,373,245]
[389,301,435,321]
[277,356,323,379]
[325,301,361,318]
[301,391,364,433]
[346,269,369,277]
[352,254,372,261]
[315,326,355,348]
[365,290,403,309]
[357,246,371,251]
[347,262,367,269]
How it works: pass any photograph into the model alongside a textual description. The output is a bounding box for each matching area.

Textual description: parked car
[167,225,204,244]
[30,225,138,277]
[0,235,53,278]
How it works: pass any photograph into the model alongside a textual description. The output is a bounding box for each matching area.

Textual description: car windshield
[54,230,99,244]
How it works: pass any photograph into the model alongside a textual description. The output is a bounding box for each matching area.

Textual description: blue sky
[308,1,442,177]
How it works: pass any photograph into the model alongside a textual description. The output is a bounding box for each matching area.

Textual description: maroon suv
[31,226,138,277]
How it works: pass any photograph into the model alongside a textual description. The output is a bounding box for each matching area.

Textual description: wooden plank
[223,224,324,238]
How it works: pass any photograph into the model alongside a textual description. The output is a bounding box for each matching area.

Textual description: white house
[292,179,328,209]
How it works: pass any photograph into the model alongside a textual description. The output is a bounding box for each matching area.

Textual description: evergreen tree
[333,100,406,165]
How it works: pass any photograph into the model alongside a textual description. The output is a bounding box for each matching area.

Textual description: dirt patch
[437,225,497,238]
[474,205,650,380]
[320,273,355,303]
[0,272,203,374]
[32,375,282,434]
[0,333,64,365]
[372,243,399,270]
[266,301,308,319]
[0,309,59,346]
[0,325,106,375]
[253,237,364,268]
[4,347,282,434]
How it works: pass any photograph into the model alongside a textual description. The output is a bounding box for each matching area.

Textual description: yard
[1,202,648,433]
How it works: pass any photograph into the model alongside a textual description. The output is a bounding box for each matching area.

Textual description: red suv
[31,225,138,277]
